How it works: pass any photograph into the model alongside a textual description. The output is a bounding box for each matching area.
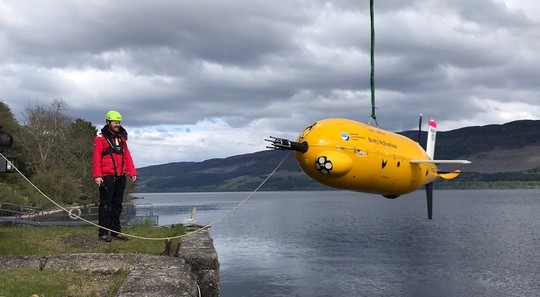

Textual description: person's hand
[131,175,137,182]
[94,177,103,186]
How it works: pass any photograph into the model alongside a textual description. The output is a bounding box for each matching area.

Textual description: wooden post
[191,207,197,221]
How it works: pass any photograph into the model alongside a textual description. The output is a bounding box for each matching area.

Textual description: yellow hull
[294,118,439,196]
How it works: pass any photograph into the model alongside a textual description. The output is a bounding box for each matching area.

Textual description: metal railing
[0,203,158,227]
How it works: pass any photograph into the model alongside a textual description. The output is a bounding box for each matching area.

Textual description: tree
[0,100,24,162]
[68,118,98,199]
[0,101,25,179]
[18,99,72,175]
[0,101,43,206]
[0,101,19,137]
[17,99,99,204]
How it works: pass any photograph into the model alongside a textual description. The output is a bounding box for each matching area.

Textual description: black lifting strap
[102,136,125,177]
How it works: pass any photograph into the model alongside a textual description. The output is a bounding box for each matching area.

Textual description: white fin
[410,160,471,164]
[426,119,437,159]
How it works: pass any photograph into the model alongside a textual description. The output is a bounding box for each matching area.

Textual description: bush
[30,168,83,205]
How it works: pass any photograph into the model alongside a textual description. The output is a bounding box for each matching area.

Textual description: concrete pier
[0,229,220,297]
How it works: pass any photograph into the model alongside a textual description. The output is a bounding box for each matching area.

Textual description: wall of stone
[0,228,220,297]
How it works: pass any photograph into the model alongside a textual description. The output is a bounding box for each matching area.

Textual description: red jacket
[93,125,137,178]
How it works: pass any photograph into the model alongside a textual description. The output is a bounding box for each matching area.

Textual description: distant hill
[401,119,540,173]
[135,120,540,192]
[135,150,326,192]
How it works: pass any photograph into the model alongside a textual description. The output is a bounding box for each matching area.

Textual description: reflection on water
[134,190,540,297]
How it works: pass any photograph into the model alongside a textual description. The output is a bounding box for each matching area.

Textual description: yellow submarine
[266,118,470,219]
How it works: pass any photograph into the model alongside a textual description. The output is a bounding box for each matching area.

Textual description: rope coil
[67,207,82,220]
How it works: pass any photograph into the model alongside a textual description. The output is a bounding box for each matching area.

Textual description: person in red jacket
[93,110,137,242]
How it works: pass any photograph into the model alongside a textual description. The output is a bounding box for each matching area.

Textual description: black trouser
[98,175,126,236]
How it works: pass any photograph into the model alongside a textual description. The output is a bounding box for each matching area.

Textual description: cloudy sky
[1,0,539,167]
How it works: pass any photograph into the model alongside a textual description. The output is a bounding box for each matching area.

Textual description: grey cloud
[1,0,539,138]
[451,0,532,28]
[3,1,308,68]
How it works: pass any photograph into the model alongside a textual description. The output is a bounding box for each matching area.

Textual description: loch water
[133,190,540,297]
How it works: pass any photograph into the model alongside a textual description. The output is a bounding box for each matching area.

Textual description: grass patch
[0,268,130,297]
[0,223,185,256]
[0,224,185,296]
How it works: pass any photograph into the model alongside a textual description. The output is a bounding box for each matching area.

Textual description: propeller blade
[426,182,433,219]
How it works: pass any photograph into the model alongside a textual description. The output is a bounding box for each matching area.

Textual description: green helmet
[105,110,122,122]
